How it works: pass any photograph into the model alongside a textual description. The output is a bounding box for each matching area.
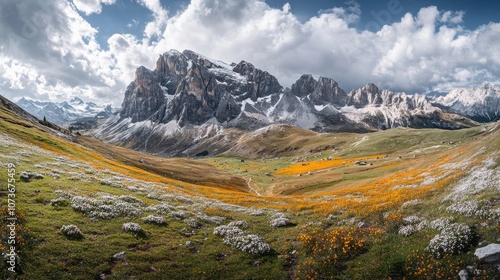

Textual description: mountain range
[17,97,116,125]
[430,83,500,122]
[90,49,499,157]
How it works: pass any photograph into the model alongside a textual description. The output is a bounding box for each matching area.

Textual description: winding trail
[245,177,262,196]
[352,136,369,147]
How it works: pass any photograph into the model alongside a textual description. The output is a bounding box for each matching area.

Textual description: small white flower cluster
[398,225,417,236]
[213,222,270,255]
[249,209,265,216]
[226,234,270,255]
[17,151,32,158]
[66,171,89,181]
[127,185,146,192]
[426,223,473,258]
[444,159,500,202]
[145,203,176,215]
[172,195,194,205]
[33,163,45,169]
[338,217,358,226]
[446,201,479,217]
[69,193,142,219]
[170,211,189,220]
[55,190,72,199]
[119,195,144,204]
[228,220,249,229]
[398,216,428,236]
[100,179,126,189]
[398,216,468,238]
[196,212,225,225]
[61,224,82,237]
[488,208,500,222]
[146,192,160,199]
[403,215,423,224]
[213,225,244,237]
[184,218,200,229]
[446,200,500,222]
[401,199,421,208]
[122,222,142,233]
[141,215,166,225]
[206,201,248,213]
[269,212,291,227]
[429,217,455,230]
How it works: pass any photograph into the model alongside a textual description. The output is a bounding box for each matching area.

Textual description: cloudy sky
[1,0,499,107]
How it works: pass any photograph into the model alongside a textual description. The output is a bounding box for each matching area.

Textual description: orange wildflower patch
[275,154,384,175]
[303,147,482,217]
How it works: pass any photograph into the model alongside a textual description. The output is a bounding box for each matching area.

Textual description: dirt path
[245,177,262,196]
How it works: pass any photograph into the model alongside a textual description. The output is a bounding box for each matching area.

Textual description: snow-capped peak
[435,83,500,122]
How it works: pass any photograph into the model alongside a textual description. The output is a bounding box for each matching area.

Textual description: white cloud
[441,10,464,24]
[0,0,499,108]
[155,2,500,93]
[137,0,168,40]
[72,0,116,15]
[0,0,126,105]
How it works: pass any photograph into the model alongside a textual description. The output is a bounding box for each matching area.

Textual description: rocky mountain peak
[347,83,384,108]
[120,66,164,122]
[155,50,190,95]
[232,60,255,75]
[435,83,500,122]
[483,82,493,89]
[70,97,84,105]
[290,75,346,106]
[232,60,282,101]
[364,82,380,92]
[291,74,318,98]
[120,49,285,126]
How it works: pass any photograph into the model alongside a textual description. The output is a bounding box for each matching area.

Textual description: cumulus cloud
[72,0,116,15]
[0,0,499,107]
[0,0,128,105]
[137,0,168,40]
[156,1,500,93]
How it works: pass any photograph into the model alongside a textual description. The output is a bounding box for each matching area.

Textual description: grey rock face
[347,83,385,108]
[310,77,347,106]
[291,75,347,106]
[291,74,318,97]
[120,66,165,122]
[475,243,500,263]
[232,60,283,101]
[120,49,281,127]
[458,269,470,280]
[113,251,126,261]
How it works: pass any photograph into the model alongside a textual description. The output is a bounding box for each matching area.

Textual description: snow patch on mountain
[17,97,116,125]
[434,83,500,122]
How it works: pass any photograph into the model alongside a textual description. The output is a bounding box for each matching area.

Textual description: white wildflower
[61,224,82,237]
[426,223,473,258]
[228,220,249,229]
[141,215,166,225]
[269,212,291,227]
[122,222,141,233]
